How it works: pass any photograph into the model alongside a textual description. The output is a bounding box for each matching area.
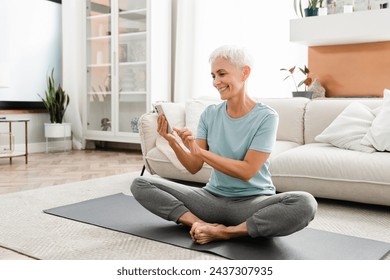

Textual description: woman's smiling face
[211,57,248,100]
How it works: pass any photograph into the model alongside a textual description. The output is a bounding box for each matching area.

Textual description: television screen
[0,0,62,103]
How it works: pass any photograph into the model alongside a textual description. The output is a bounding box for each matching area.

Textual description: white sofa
[139,97,390,206]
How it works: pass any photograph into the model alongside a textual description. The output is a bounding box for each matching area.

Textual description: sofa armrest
[139,112,158,158]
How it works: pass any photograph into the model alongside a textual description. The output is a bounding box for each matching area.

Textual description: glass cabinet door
[86,0,113,132]
[83,0,170,143]
[116,0,147,134]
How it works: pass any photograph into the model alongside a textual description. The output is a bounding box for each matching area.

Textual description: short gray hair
[209,45,254,68]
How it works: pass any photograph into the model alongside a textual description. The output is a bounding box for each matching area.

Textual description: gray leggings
[130,176,317,238]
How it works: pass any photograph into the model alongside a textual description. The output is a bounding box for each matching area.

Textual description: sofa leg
[140,165,145,176]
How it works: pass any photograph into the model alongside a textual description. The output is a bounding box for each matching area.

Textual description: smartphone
[154,104,173,134]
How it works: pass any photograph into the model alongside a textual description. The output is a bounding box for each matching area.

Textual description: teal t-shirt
[197,101,278,197]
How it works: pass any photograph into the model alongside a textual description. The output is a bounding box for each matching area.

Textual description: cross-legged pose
[131,45,317,244]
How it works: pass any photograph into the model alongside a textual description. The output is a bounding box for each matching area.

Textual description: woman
[131,45,317,245]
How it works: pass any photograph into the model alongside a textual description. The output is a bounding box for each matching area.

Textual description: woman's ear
[242,65,251,81]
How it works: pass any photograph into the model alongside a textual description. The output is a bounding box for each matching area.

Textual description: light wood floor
[0,148,144,260]
[0,149,144,195]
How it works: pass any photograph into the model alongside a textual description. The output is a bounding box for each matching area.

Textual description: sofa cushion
[270,143,390,206]
[185,97,222,136]
[145,146,212,183]
[156,135,187,171]
[159,102,186,129]
[361,89,390,151]
[256,98,309,145]
[314,102,376,153]
[270,140,301,159]
[304,98,383,144]
[184,97,309,145]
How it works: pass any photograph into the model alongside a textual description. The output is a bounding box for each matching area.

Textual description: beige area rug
[0,172,389,260]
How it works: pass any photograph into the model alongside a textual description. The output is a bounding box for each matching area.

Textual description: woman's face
[211,57,248,100]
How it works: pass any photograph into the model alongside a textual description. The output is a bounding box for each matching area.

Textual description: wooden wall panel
[308,42,390,97]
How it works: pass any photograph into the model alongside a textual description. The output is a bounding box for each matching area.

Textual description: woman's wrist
[168,137,180,149]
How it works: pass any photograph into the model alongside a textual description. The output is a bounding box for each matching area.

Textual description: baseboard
[12,140,140,154]
[13,140,73,154]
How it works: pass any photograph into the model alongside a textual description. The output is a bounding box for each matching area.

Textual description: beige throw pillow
[315,102,376,153]
[361,89,390,151]
[185,97,220,136]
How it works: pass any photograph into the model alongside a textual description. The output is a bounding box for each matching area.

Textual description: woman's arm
[168,138,207,174]
[198,148,269,182]
[188,138,269,181]
[159,115,269,180]
[158,115,206,174]
[178,126,269,182]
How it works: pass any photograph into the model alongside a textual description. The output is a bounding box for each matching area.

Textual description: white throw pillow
[156,135,188,171]
[361,89,390,151]
[159,102,185,129]
[185,97,220,136]
[315,102,376,153]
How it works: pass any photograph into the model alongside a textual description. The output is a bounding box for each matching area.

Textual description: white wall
[172,0,308,100]
[0,112,50,154]
[0,0,308,156]
[0,0,62,155]
[0,0,62,101]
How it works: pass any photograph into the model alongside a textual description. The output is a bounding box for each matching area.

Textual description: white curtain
[172,0,307,102]
[173,0,197,102]
[62,0,85,149]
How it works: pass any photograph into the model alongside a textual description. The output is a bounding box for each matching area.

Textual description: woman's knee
[130,176,149,197]
[296,191,318,221]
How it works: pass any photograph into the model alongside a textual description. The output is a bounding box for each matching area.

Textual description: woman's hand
[173,127,199,154]
[173,127,202,157]
[157,123,206,174]
[157,115,175,143]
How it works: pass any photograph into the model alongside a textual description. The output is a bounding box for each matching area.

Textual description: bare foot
[190,222,230,244]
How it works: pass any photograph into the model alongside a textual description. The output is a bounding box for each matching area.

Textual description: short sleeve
[196,106,209,140]
[249,111,279,153]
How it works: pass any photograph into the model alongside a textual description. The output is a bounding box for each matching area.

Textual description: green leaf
[37,68,70,123]
[294,0,304,18]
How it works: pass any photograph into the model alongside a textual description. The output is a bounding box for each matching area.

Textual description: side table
[0,118,29,164]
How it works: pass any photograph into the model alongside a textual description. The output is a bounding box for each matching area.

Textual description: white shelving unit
[84,0,171,144]
[290,9,390,46]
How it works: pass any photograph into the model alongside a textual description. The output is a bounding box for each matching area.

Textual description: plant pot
[304,7,318,17]
[44,123,72,138]
[318,7,328,16]
[292,91,313,99]
[343,5,354,13]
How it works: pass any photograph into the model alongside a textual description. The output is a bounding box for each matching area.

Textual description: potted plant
[38,69,71,139]
[294,0,319,17]
[318,0,328,16]
[281,65,314,99]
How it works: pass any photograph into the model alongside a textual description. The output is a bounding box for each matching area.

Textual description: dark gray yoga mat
[44,193,390,260]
